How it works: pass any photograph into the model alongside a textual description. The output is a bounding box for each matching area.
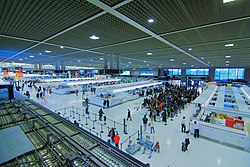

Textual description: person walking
[113,131,120,148]
[181,116,186,133]
[194,121,199,138]
[127,109,132,121]
[142,115,148,131]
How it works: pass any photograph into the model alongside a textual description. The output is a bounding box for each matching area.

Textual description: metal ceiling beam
[87,0,209,67]
[0,0,134,63]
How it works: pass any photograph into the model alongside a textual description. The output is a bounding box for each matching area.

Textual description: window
[186,68,209,75]
[214,68,245,81]
[167,69,181,76]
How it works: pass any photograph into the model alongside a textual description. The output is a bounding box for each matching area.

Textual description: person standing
[113,131,120,148]
[149,119,155,134]
[162,110,167,125]
[142,115,148,131]
[181,116,186,133]
[127,109,132,121]
[98,108,104,121]
[194,121,199,138]
[106,99,110,108]
[185,131,190,150]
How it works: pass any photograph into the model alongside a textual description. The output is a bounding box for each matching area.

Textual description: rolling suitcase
[181,142,186,152]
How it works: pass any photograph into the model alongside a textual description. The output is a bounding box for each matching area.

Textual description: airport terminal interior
[0,0,250,167]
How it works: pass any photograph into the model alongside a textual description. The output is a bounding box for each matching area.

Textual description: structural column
[110,54,114,69]
[103,55,108,69]
[209,67,215,81]
[116,55,120,69]
[181,67,186,82]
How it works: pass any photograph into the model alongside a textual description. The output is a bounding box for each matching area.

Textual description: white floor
[20,86,250,167]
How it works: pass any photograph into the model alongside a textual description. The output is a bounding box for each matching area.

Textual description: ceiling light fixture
[39,53,42,55]
[188,48,192,51]
[170,59,174,61]
[128,62,132,64]
[223,0,235,3]
[148,19,154,23]
[89,35,99,40]
[183,62,186,65]
[78,60,81,62]
[19,59,23,61]
[191,65,194,67]
[201,57,204,59]
[207,62,210,64]
[226,61,230,63]
[25,57,27,59]
[100,58,103,60]
[60,46,64,49]
[144,61,146,63]
[226,64,229,66]
[225,43,234,47]
[45,50,51,53]
[147,52,152,55]
[30,55,34,58]
[225,56,231,58]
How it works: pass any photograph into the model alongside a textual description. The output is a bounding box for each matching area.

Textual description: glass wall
[186,68,209,75]
[214,68,245,81]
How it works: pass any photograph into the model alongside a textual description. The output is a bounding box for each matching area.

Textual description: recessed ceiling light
[89,35,99,40]
[183,62,186,65]
[225,43,234,47]
[144,61,146,63]
[89,64,91,66]
[225,56,231,58]
[60,46,64,49]
[78,60,81,62]
[226,64,229,66]
[90,59,93,61]
[191,65,194,67]
[188,48,192,51]
[39,53,42,55]
[25,57,27,59]
[128,62,132,64]
[147,64,149,66]
[148,19,154,23]
[100,58,103,60]
[201,57,204,59]
[211,64,214,66]
[170,59,174,61]
[45,50,51,53]
[207,62,210,64]
[159,66,161,68]
[138,65,140,66]
[223,0,235,3]
[226,61,230,63]
[147,52,152,55]
[19,59,23,61]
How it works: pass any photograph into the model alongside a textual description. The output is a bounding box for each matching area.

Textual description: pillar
[209,67,215,81]
[116,55,120,69]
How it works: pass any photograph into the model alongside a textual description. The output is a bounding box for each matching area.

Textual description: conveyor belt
[0,97,148,167]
